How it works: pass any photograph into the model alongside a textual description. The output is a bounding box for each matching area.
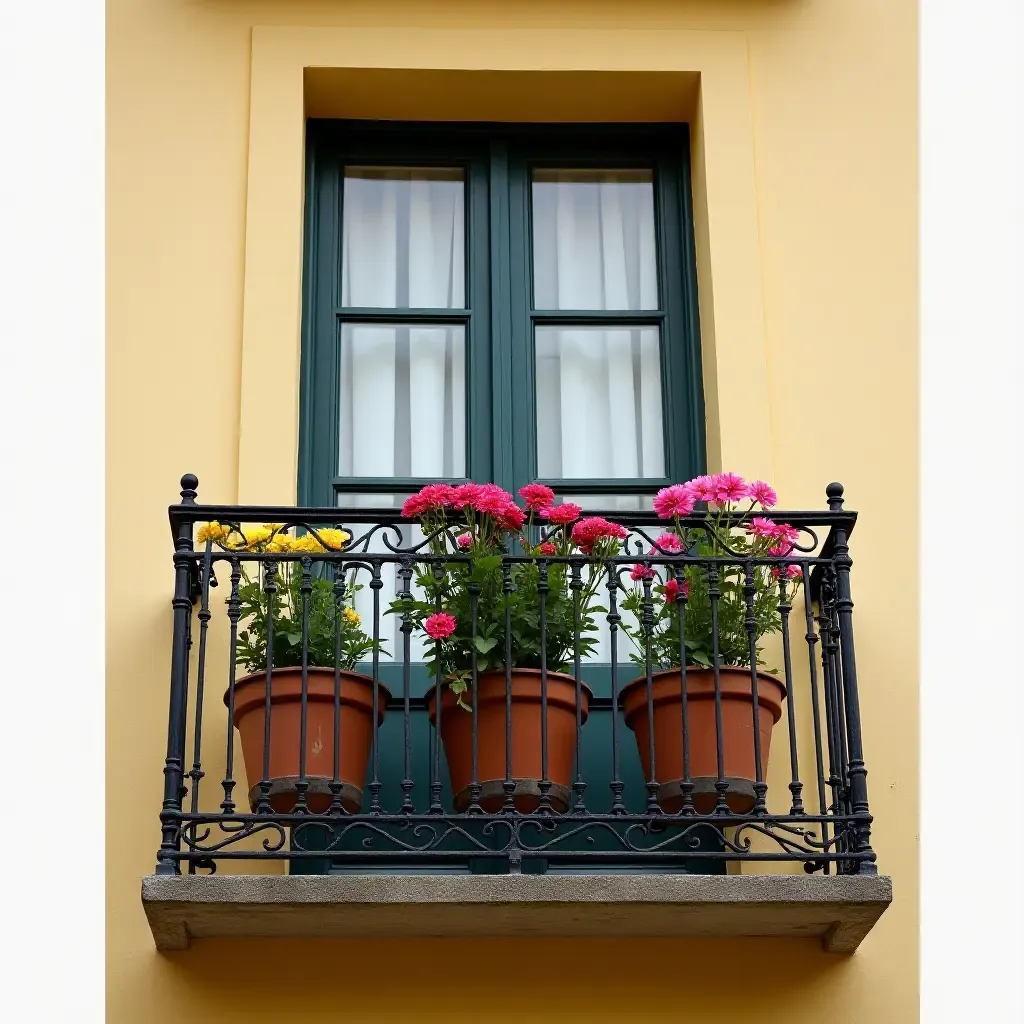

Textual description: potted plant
[198,522,389,814]
[393,483,625,812]
[619,474,803,814]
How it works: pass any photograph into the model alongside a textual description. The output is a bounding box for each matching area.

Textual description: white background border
[1,1,1022,1019]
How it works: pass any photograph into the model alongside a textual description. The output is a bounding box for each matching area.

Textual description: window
[299,121,705,511]
[296,122,711,873]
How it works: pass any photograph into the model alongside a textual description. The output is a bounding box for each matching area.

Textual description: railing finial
[180,474,199,505]
[826,482,844,510]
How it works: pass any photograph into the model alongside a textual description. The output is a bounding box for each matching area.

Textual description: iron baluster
[607,565,625,815]
[743,560,768,814]
[826,483,877,874]
[155,474,197,875]
[778,576,805,815]
[537,559,552,814]
[708,564,729,815]
[220,556,242,814]
[641,569,659,815]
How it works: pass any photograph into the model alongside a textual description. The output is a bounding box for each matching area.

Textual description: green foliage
[235,564,386,675]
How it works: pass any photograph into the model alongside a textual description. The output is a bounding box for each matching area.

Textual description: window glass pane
[334,492,429,663]
[342,167,465,309]
[565,494,655,512]
[338,323,465,478]
[535,326,665,479]
[532,169,658,311]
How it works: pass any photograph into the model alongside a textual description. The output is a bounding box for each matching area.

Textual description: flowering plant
[620,474,804,671]
[390,482,627,706]
[196,523,386,674]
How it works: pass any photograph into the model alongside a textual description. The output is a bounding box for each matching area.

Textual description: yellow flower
[241,526,273,550]
[265,534,293,553]
[315,527,351,551]
[291,528,351,553]
[343,607,361,627]
[196,521,227,544]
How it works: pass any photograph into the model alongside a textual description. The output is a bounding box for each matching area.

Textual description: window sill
[142,872,890,953]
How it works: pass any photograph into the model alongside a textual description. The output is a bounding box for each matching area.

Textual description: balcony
[142,476,891,952]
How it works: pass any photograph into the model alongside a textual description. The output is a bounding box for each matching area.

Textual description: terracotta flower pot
[425,669,591,813]
[619,666,785,815]
[228,666,389,814]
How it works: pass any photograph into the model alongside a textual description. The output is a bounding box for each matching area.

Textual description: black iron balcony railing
[155,475,877,878]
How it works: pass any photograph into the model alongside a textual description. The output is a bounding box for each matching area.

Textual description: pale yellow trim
[238,25,774,504]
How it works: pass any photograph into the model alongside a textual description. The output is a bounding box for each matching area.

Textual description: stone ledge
[143,872,890,953]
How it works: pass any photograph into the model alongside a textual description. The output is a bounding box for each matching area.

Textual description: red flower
[402,483,455,518]
[518,483,556,511]
[571,516,628,554]
[451,483,483,509]
[540,503,582,525]
[499,503,527,531]
[538,542,556,555]
[662,577,689,603]
[424,612,457,640]
[631,563,656,581]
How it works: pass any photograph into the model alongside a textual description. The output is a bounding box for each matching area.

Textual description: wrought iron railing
[155,475,877,877]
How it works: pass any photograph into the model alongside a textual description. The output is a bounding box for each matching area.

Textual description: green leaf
[474,636,499,654]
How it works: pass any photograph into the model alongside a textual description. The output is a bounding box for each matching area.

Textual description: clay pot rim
[618,664,786,717]
[425,667,594,722]
[226,665,392,708]
[429,666,594,698]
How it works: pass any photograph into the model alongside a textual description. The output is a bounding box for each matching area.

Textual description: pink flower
[537,542,556,556]
[749,481,778,508]
[571,516,628,554]
[518,483,556,511]
[541,503,583,525]
[662,577,689,603]
[499,503,527,531]
[748,517,778,538]
[402,484,455,518]
[771,564,803,581]
[451,483,483,509]
[424,612,457,640]
[401,493,427,518]
[456,532,472,549]
[654,531,683,554]
[631,563,656,581]
[474,484,515,517]
[653,483,696,519]
[769,541,794,557]
[712,472,750,504]
[688,475,718,503]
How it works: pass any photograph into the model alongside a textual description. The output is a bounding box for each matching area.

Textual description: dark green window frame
[298,120,705,507]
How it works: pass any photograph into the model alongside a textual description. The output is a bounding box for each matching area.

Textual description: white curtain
[533,171,665,662]
[339,168,466,663]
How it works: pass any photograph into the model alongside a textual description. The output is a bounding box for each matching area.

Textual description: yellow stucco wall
[107,1,917,1020]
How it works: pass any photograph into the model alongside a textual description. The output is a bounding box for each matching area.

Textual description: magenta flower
[475,484,515,517]
[456,532,472,549]
[769,540,794,558]
[451,483,483,509]
[424,612,457,640]
[541,503,583,525]
[653,483,696,519]
[712,472,750,504]
[537,542,556,556]
[571,516,628,554]
[518,482,556,511]
[749,481,778,508]
[631,563,656,581]
[653,531,683,554]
